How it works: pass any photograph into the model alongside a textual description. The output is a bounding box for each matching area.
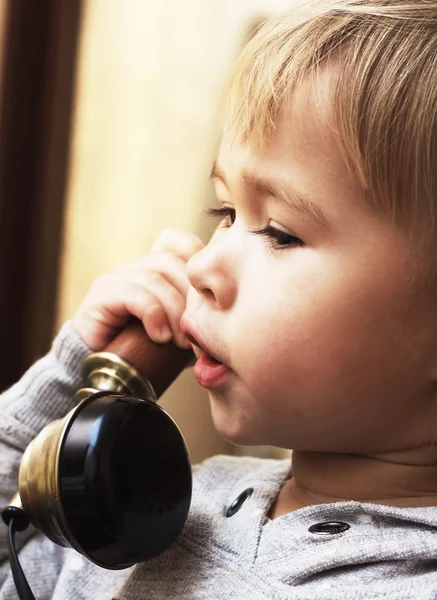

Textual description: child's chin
[209,396,265,446]
[213,418,260,447]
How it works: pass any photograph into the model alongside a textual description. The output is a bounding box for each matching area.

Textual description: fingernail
[158,325,172,342]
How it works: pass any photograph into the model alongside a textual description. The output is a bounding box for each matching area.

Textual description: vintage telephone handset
[1,320,195,600]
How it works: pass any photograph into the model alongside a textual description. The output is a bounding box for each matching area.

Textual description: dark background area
[0,0,82,391]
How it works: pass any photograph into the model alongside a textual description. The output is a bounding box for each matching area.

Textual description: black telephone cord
[2,506,36,600]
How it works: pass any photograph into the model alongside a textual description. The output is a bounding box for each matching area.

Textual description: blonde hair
[223,1,437,241]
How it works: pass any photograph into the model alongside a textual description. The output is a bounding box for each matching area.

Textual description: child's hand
[72,229,204,352]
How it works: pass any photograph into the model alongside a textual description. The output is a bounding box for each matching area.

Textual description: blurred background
[0,0,292,465]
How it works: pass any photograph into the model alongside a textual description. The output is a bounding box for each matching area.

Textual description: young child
[2,0,437,598]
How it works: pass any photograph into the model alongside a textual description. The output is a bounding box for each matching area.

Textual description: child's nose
[186,235,238,310]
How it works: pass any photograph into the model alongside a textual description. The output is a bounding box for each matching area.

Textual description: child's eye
[204,207,303,251]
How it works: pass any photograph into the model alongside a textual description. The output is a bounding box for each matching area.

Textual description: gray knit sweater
[1,322,437,600]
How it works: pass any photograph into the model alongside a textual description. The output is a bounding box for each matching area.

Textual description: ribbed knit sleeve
[0,321,91,567]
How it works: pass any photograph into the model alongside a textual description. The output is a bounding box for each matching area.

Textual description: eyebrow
[209,160,331,232]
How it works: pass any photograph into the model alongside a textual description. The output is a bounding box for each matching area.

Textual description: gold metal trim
[6,347,157,552]
[7,491,23,512]
[79,352,156,402]
[17,395,94,548]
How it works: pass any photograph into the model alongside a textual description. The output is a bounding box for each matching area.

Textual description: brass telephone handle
[2,319,196,570]
[80,318,195,400]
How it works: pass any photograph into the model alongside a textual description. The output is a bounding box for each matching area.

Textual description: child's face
[184,73,437,454]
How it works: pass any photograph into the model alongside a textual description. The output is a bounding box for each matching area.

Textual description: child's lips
[181,324,227,367]
[192,351,231,390]
[180,319,232,389]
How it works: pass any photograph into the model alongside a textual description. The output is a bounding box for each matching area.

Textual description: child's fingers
[111,254,194,349]
[73,282,169,350]
[98,275,190,349]
[149,228,204,261]
[135,272,191,349]
[141,303,173,344]
[72,228,201,352]
[125,252,192,299]
[98,271,191,349]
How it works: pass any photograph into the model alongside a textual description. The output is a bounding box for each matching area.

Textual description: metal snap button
[308,521,350,535]
[225,487,254,517]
